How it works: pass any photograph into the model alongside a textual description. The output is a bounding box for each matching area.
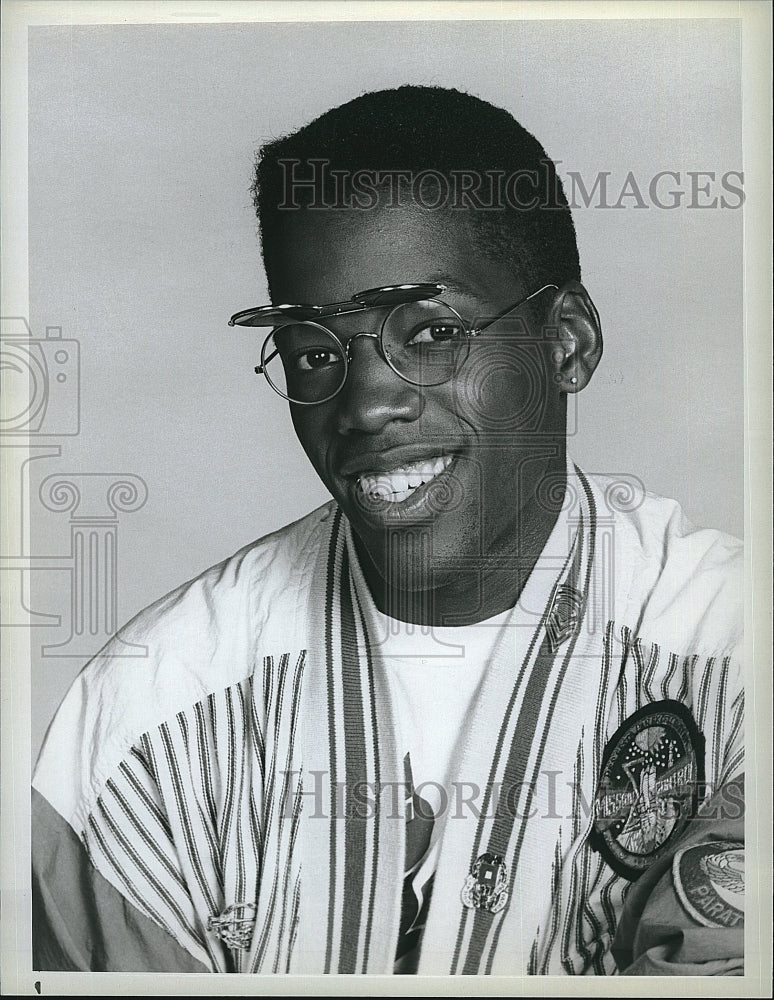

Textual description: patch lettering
[673,841,744,928]
[591,700,705,879]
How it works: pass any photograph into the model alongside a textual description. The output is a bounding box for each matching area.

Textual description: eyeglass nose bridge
[343,330,393,364]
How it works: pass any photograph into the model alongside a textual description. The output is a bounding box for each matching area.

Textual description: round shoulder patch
[591,700,705,880]
[673,841,744,928]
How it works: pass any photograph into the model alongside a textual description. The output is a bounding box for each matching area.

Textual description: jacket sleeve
[32,788,209,973]
[612,776,744,976]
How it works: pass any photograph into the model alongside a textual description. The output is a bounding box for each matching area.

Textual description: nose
[335,332,423,436]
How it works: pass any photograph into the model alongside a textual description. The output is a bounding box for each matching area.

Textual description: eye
[405,322,463,346]
[292,347,343,371]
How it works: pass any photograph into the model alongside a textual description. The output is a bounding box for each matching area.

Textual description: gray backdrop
[26,19,743,758]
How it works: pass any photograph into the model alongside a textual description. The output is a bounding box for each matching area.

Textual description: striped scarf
[294,466,603,973]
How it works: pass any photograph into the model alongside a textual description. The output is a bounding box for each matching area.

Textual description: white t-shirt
[368,605,513,972]
[370,608,512,806]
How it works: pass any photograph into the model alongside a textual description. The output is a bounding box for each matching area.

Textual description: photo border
[2,2,771,996]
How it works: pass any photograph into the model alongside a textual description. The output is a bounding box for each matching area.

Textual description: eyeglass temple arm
[255,347,279,374]
[468,283,558,338]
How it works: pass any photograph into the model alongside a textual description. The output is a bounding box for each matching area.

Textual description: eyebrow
[426,272,481,299]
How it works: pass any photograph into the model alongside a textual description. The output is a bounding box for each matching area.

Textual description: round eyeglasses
[228,281,557,406]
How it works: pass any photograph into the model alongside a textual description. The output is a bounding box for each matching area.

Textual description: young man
[32,87,744,976]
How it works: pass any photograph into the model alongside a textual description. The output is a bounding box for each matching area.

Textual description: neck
[354,463,566,627]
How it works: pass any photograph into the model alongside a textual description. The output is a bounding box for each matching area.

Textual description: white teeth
[357,455,453,503]
[370,476,393,500]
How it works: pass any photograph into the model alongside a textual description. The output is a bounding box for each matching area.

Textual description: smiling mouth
[356,455,454,504]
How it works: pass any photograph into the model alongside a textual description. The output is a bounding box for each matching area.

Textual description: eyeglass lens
[262,299,469,403]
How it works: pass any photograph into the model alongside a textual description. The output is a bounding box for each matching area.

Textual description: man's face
[268,206,567,619]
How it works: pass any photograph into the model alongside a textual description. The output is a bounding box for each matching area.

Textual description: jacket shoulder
[33,503,334,825]
[584,473,742,656]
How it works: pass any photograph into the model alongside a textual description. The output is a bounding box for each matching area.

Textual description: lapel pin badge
[461,852,509,913]
[546,582,586,652]
[208,901,257,950]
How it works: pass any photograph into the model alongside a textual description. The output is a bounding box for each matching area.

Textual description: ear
[546,281,603,393]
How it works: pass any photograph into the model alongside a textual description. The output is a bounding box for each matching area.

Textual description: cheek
[290,408,332,473]
[451,346,552,434]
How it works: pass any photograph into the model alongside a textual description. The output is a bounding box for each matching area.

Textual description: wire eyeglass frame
[228,281,558,405]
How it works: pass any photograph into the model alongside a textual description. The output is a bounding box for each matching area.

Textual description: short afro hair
[253,85,580,295]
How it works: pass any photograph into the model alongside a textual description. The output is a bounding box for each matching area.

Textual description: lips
[356,455,453,504]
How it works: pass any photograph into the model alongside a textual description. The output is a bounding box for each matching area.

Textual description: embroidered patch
[591,700,705,880]
[673,841,744,928]
[461,852,509,913]
[545,583,586,651]
[207,901,257,950]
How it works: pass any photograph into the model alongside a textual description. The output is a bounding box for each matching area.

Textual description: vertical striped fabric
[84,658,305,973]
[294,508,404,974]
